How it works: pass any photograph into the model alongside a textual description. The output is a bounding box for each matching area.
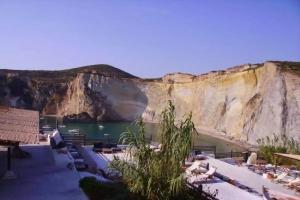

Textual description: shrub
[257,133,300,165]
[79,177,135,200]
[110,101,217,200]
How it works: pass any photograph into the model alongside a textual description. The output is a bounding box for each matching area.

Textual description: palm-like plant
[110,101,196,200]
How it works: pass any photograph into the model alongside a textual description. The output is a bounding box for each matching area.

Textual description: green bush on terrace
[79,177,133,200]
[110,101,216,200]
[257,133,300,166]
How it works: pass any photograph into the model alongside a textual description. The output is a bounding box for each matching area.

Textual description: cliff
[0,61,299,144]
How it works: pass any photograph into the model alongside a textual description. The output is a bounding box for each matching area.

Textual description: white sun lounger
[273,172,288,182]
[263,186,300,200]
[185,161,203,176]
[188,167,217,184]
[79,171,113,183]
[286,177,300,187]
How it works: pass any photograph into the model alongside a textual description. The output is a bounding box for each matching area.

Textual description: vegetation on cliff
[275,61,300,76]
[0,64,137,82]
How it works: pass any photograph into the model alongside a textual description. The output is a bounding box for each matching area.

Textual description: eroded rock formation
[0,61,299,144]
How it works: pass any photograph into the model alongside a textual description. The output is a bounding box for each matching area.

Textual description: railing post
[214,146,216,157]
[230,150,233,158]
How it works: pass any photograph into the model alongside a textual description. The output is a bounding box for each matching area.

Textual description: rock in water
[63,112,95,123]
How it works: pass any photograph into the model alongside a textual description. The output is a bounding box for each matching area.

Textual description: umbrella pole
[2,146,16,180]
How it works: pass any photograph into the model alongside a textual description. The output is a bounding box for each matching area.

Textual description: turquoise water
[42,116,243,153]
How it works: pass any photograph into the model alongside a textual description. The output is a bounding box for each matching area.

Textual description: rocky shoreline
[196,127,257,150]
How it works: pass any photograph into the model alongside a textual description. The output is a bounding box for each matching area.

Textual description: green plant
[257,133,300,165]
[110,101,212,200]
[79,177,136,200]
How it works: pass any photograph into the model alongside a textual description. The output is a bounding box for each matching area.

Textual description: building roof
[274,153,300,161]
[0,107,39,144]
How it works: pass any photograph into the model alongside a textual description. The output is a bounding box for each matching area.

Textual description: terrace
[0,107,86,200]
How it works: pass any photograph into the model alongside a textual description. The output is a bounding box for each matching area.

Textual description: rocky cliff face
[0,61,299,144]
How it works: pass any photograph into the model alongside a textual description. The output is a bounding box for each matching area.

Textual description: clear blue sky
[0,0,299,78]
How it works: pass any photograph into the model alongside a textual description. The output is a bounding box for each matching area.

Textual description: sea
[42,116,244,153]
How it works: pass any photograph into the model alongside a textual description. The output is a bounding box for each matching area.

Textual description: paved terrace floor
[85,147,261,200]
[0,145,87,200]
[201,178,261,200]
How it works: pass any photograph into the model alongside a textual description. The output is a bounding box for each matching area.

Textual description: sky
[0,1,299,78]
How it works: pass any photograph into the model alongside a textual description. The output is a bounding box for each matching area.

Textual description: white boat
[59,125,66,128]
[41,125,54,131]
[98,125,104,129]
[42,125,53,130]
[68,129,80,133]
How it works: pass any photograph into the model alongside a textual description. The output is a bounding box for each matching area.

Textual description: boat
[59,125,66,128]
[42,125,53,129]
[262,186,300,200]
[98,125,104,129]
[41,125,54,131]
[68,129,80,133]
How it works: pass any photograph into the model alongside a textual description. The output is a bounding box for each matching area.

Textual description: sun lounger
[74,161,88,171]
[188,167,217,184]
[262,186,300,200]
[77,145,98,173]
[102,148,113,154]
[185,161,202,176]
[285,177,300,188]
[273,172,288,182]
[93,143,121,153]
[74,158,84,163]
[79,171,113,183]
